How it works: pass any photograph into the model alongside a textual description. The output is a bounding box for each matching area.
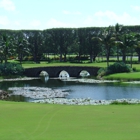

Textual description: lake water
[1,78,140,102]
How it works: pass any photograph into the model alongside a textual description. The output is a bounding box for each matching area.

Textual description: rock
[0,90,9,100]
[31,98,140,105]
[8,87,69,99]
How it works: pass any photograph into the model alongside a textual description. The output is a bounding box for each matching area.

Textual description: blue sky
[1,0,140,30]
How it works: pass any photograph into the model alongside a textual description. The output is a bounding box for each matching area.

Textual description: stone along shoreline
[8,87,140,105]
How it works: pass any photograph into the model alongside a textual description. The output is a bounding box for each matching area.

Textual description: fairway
[0,101,140,140]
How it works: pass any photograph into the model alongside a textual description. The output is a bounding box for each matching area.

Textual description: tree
[92,26,115,67]
[135,33,140,62]
[116,34,128,62]
[27,31,44,63]
[55,28,74,62]
[114,23,124,61]
[115,33,137,66]
[75,28,87,62]
[88,30,102,62]
[0,33,14,63]
[43,29,59,60]
[127,34,137,68]
[15,32,29,64]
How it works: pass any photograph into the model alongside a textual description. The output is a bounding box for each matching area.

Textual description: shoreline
[7,86,140,105]
[31,98,140,105]
[0,77,140,84]
[0,77,40,82]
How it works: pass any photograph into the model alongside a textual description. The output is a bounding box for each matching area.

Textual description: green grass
[22,61,108,68]
[132,64,140,71]
[0,101,140,140]
[104,72,140,81]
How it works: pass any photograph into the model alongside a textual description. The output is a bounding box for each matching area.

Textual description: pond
[1,78,140,102]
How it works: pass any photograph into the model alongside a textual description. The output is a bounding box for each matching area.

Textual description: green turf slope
[0,101,140,140]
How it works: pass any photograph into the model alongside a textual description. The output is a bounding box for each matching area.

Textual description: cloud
[0,15,9,25]
[46,18,76,28]
[0,0,15,11]
[131,5,140,12]
[83,11,140,27]
[63,10,81,15]
[30,20,41,27]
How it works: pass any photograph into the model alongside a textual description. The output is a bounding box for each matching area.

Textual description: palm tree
[115,34,128,62]
[27,31,44,63]
[128,34,137,68]
[15,32,29,64]
[115,33,137,67]
[89,31,102,62]
[135,33,140,62]
[0,33,14,64]
[92,26,115,67]
[114,23,123,61]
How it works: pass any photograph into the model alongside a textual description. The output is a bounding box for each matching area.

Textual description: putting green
[0,101,140,140]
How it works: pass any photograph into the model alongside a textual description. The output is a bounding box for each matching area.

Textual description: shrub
[0,63,24,76]
[97,62,131,78]
[132,67,137,72]
[107,62,131,74]
[97,67,107,77]
[111,100,131,105]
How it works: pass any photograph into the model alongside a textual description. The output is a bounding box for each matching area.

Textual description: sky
[1,0,140,30]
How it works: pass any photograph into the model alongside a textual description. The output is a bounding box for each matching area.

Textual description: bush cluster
[97,62,131,77]
[110,100,131,105]
[0,63,24,76]
[107,62,131,74]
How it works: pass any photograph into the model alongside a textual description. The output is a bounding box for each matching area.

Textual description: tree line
[1,23,140,67]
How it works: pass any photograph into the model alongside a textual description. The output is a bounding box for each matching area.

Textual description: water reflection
[79,70,90,77]
[6,95,28,102]
[40,76,49,83]
[1,79,140,102]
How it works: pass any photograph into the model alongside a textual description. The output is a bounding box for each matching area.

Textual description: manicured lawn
[22,62,108,68]
[104,72,140,80]
[0,101,140,140]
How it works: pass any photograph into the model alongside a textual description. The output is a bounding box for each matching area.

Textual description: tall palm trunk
[138,53,140,62]
[90,54,93,63]
[59,53,62,62]
[122,50,126,62]
[116,46,120,61]
[106,45,110,67]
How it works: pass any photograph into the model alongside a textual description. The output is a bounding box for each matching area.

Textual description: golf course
[1,23,140,139]
[1,0,140,139]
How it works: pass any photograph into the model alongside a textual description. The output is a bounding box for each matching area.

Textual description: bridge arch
[39,71,49,77]
[59,70,70,78]
[36,70,49,77]
[79,70,90,77]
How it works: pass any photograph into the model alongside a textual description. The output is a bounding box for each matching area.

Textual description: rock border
[0,90,9,100]
[31,98,140,105]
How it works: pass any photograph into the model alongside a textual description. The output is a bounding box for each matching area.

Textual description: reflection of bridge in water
[24,66,100,77]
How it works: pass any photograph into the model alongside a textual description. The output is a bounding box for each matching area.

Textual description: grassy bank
[0,101,140,140]
[104,72,140,81]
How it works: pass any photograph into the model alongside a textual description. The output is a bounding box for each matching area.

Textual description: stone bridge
[24,66,100,77]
